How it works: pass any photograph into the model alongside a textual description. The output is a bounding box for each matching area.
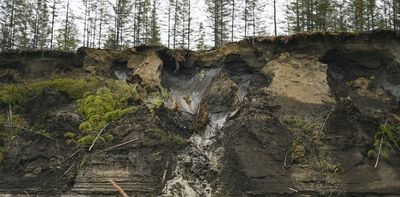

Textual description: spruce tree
[149,0,161,45]
[196,22,206,50]
[16,0,30,49]
[167,0,173,48]
[33,0,50,49]
[0,0,29,49]
[55,1,79,51]
[55,17,79,51]
[49,0,60,50]
[206,0,231,47]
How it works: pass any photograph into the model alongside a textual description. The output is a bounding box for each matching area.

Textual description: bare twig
[283,149,289,173]
[289,187,298,193]
[109,179,129,197]
[68,149,81,159]
[24,191,31,197]
[162,161,169,184]
[63,163,75,175]
[8,104,12,125]
[375,119,388,168]
[89,122,110,151]
[97,138,138,153]
[317,107,335,139]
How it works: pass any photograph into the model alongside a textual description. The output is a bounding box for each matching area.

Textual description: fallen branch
[97,138,138,154]
[375,119,388,168]
[89,122,110,151]
[4,123,57,140]
[109,179,129,197]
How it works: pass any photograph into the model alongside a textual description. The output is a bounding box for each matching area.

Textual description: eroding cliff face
[0,31,399,197]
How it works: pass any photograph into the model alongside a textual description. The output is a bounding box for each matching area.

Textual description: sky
[67,0,289,48]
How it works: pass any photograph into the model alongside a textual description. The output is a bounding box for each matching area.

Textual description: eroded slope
[0,31,399,196]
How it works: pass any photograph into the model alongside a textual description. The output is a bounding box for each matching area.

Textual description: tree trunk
[187,0,191,49]
[50,0,56,50]
[274,0,277,36]
[296,0,299,32]
[244,0,247,38]
[167,0,171,48]
[8,0,16,49]
[83,1,88,47]
[393,0,397,30]
[173,0,178,49]
[231,0,235,41]
[64,0,70,51]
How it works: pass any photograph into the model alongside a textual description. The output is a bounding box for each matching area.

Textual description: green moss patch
[76,82,141,146]
[0,77,102,105]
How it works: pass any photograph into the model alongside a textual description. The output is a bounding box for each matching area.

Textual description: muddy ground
[0,30,399,196]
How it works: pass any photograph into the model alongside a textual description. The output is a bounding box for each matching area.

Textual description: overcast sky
[68,0,288,48]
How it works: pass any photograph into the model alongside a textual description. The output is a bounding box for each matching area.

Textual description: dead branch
[4,123,57,140]
[97,138,138,154]
[283,149,289,173]
[161,161,169,184]
[63,163,75,175]
[89,122,110,151]
[8,104,12,125]
[24,191,31,197]
[375,119,388,168]
[68,149,81,159]
[109,179,129,197]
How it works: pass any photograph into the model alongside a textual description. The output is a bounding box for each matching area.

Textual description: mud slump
[160,62,262,196]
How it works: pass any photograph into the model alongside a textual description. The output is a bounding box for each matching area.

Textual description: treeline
[0,0,399,51]
[0,0,162,51]
[287,0,398,33]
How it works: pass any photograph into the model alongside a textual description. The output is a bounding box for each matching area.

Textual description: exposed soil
[0,30,399,196]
